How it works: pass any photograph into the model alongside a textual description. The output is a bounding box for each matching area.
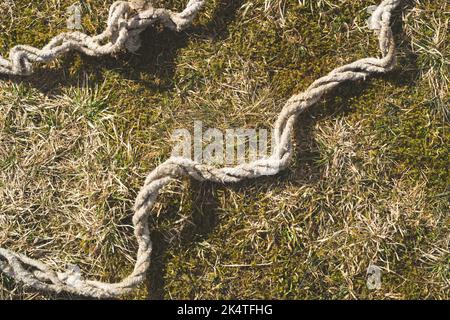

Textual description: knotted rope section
[0,0,401,298]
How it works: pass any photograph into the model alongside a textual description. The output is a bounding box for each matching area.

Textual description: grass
[0,0,448,299]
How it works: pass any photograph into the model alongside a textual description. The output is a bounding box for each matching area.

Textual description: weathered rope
[0,0,401,298]
[0,0,206,75]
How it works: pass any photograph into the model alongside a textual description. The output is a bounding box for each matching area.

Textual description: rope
[0,0,401,298]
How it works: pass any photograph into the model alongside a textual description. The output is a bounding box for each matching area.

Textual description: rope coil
[0,0,401,298]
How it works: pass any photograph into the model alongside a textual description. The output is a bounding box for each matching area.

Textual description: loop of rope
[0,0,401,298]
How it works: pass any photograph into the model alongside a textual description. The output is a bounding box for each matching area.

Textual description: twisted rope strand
[0,0,206,75]
[0,0,401,298]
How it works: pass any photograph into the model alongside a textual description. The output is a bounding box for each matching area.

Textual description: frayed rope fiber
[0,0,401,298]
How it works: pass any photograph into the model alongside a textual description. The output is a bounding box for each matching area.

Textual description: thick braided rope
[0,0,206,75]
[0,0,401,298]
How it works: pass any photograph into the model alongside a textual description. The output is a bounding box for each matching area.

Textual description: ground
[0,0,448,299]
